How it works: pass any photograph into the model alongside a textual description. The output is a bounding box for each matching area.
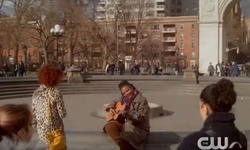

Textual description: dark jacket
[231,64,240,76]
[177,112,247,150]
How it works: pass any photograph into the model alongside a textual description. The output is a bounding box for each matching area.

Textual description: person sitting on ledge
[177,78,247,150]
[103,80,150,150]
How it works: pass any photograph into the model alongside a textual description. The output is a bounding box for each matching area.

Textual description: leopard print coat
[32,85,67,144]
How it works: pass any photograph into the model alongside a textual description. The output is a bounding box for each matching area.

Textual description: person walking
[231,62,240,77]
[207,62,215,76]
[32,64,67,149]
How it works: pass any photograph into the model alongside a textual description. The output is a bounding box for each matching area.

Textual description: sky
[241,0,250,18]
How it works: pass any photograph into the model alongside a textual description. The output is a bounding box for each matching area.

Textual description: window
[152,34,160,40]
[150,43,160,48]
[191,43,195,48]
[191,23,195,29]
[180,33,184,39]
[191,52,195,58]
[103,26,111,32]
[140,34,147,39]
[180,43,184,49]
[180,24,184,30]
[153,53,160,58]
[177,8,182,13]
[146,11,154,17]
[118,25,121,32]
[147,3,154,8]
[190,60,195,66]
[191,33,195,39]
[177,0,182,5]
[118,36,123,41]
[179,60,184,67]
[151,25,159,30]
[139,25,146,30]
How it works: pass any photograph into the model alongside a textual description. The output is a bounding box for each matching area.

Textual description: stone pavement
[0,81,250,149]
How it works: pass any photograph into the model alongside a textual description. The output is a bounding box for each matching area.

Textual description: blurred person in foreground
[177,78,247,150]
[103,80,150,150]
[0,104,36,149]
[32,64,67,149]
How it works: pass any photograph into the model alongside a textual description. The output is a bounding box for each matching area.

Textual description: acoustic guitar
[106,102,126,122]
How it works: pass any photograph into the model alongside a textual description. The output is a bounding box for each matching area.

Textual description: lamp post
[50,24,64,62]
[175,45,179,62]
[116,21,119,70]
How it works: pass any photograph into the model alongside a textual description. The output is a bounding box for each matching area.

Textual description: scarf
[123,90,139,108]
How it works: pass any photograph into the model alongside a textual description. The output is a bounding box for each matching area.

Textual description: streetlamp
[116,22,119,70]
[50,24,64,62]
[175,45,179,61]
[114,10,122,71]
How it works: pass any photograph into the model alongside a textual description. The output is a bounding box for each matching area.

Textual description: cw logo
[197,137,242,149]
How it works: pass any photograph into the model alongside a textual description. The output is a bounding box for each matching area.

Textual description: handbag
[46,89,66,150]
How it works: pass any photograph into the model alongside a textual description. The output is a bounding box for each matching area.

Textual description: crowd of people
[0,63,248,150]
[1,61,26,77]
[207,61,248,77]
[105,61,183,76]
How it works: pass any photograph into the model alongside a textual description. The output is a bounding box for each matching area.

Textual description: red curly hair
[38,64,64,87]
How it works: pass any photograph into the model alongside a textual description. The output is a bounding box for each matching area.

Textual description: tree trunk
[101,45,108,71]
[15,44,19,63]
[69,47,74,66]
[43,44,48,65]
[102,59,107,71]
[44,49,48,65]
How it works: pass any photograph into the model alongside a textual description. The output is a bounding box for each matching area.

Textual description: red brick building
[98,16,199,68]
[146,16,199,67]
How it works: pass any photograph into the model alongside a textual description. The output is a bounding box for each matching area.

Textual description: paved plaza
[1,80,250,149]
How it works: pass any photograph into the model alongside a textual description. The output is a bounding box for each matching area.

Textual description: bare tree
[24,0,58,64]
[9,0,37,62]
[115,0,155,63]
[63,0,89,66]
[84,1,117,70]
[0,0,5,10]
[0,15,12,65]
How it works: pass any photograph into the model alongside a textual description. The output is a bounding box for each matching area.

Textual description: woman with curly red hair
[32,64,67,149]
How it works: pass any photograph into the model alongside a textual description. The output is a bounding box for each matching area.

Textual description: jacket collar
[132,92,142,103]
[203,112,235,127]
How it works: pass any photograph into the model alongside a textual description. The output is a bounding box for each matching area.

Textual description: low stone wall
[29,131,183,150]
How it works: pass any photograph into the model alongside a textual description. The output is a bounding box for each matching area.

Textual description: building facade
[95,16,199,69]
[144,16,199,67]
[96,0,199,20]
